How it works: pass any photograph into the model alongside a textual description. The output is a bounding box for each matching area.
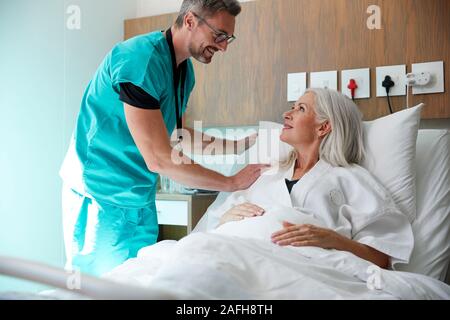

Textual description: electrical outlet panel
[287,72,307,102]
[411,61,444,95]
[310,71,338,90]
[341,68,370,99]
[405,72,431,87]
[376,65,406,97]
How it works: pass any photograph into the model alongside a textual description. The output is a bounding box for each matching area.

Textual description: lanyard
[166,28,186,143]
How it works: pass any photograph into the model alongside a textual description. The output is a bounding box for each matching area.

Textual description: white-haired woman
[210,88,413,270]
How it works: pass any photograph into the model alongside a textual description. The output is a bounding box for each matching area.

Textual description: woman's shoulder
[327,162,392,201]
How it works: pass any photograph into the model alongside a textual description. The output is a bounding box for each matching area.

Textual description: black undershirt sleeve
[119,82,160,109]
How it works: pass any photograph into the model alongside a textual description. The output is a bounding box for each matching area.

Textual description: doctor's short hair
[285,88,366,167]
[175,0,242,28]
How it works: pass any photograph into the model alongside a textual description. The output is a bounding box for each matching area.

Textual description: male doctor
[60,0,267,276]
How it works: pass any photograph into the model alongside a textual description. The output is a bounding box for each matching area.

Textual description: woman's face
[280,92,322,147]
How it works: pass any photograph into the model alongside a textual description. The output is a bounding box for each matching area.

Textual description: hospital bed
[1,126,449,299]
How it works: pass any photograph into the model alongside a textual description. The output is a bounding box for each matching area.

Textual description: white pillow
[362,104,423,222]
[396,129,450,281]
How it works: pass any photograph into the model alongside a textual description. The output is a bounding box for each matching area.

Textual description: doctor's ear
[185,12,196,30]
[317,121,331,138]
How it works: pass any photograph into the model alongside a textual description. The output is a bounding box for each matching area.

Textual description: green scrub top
[68,30,195,207]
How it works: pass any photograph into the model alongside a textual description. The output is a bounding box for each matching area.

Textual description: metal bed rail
[0,255,175,299]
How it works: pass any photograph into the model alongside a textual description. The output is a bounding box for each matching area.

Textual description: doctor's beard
[189,44,215,64]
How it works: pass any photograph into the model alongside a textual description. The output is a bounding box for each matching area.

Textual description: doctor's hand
[271,222,346,249]
[229,164,270,191]
[218,203,265,227]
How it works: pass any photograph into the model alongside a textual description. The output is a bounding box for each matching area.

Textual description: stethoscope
[165,27,186,144]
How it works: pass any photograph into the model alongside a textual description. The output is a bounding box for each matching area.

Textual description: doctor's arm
[181,126,257,155]
[271,222,389,269]
[124,104,267,192]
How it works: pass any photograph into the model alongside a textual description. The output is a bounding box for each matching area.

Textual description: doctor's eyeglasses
[192,12,236,44]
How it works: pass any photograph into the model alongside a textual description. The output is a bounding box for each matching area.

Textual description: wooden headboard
[125,0,449,126]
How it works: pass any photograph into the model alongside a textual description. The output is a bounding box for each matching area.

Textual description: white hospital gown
[195,159,414,268]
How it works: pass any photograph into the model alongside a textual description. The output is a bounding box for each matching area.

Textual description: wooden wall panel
[124,0,450,126]
[124,12,177,40]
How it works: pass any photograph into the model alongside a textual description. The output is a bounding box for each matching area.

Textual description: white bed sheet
[103,232,450,300]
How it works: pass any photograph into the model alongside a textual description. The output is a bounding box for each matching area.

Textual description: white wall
[136,0,255,18]
[0,0,136,293]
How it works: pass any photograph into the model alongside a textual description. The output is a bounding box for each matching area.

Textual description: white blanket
[104,232,450,300]
[102,160,447,299]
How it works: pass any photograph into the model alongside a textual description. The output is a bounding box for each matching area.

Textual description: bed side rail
[0,255,175,300]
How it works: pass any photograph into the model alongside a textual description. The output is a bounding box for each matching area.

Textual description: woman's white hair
[283,88,365,167]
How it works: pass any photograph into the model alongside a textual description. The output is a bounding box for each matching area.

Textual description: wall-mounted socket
[405,72,431,87]
[310,70,338,90]
[376,65,406,97]
[287,72,307,102]
[411,61,444,95]
[341,68,370,99]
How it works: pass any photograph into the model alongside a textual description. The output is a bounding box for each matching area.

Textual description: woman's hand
[271,221,346,249]
[271,222,390,269]
[218,203,265,227]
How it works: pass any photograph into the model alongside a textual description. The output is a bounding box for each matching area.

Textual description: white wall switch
[287,72,307,102]
[411,61,444,95]
[376,65,406,97]
[310,70,338,90]
[341,68,370,99]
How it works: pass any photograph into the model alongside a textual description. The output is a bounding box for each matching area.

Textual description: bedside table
[155,193,218,241]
